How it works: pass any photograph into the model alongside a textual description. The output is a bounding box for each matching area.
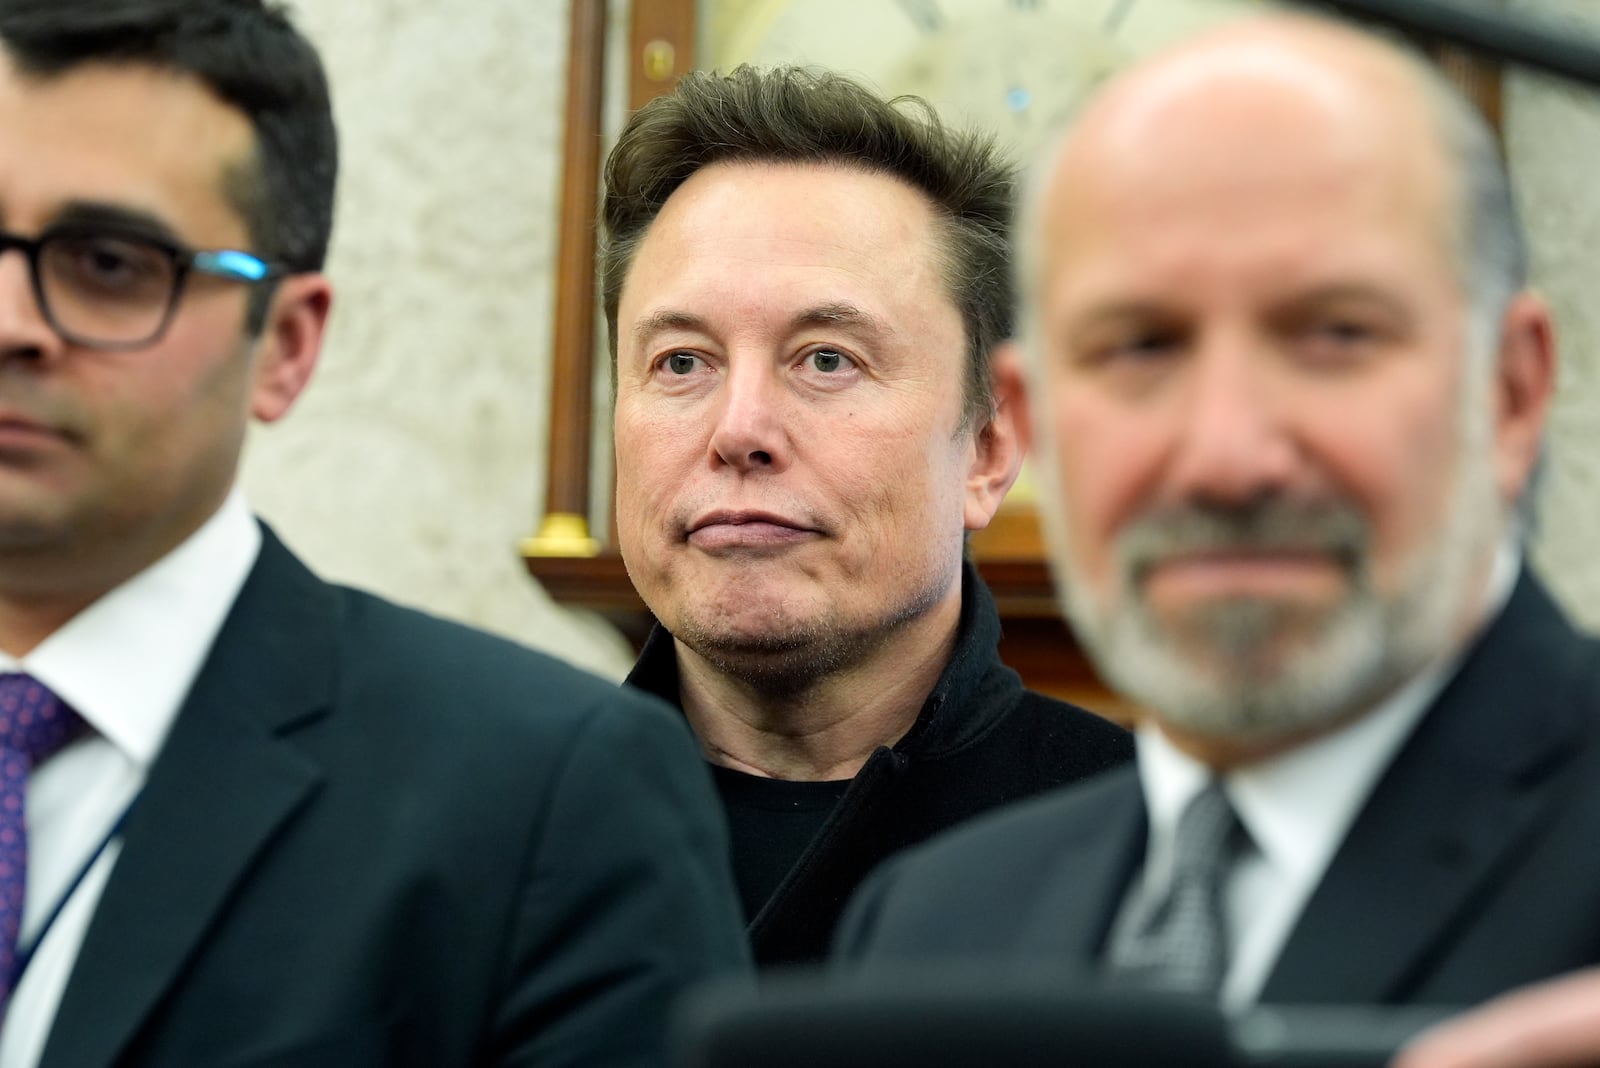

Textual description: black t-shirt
[712,765,852,923]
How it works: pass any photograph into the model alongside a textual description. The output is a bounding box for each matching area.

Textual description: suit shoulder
[325,584,680,740]
[884,766,1134,887]
[835,766,1139,959]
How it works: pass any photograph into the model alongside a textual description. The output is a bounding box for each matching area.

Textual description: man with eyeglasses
[0,3,747,1067]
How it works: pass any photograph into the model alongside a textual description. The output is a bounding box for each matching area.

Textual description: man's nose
[707,360,792,473]
[1163,338,1299,506]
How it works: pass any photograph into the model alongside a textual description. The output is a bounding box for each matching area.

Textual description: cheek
[102,342,247,451]
[613,407,686,512]
[1049,389,1159,575]
[1305,391,1464,578]
[828,440,954,555]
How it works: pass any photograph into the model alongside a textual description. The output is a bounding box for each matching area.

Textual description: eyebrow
[791,302,893,341]
[631,309,708,348]
[1068,283,1416,332]
[50,200,184,245]
[631,302,895,348]
[1277,283,1414,315]
[1064,301,1178,339]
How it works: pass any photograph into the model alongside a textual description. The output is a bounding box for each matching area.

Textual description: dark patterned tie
[0,674,80,1017]
[1103,781,1244,997]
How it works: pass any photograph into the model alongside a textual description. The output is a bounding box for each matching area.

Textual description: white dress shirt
[1127,545,1520,1010]
[0,490,260,1068]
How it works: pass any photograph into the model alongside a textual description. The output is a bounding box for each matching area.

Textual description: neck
[0,487,232,658]
[0,587,95,657]
[0,547,150,657]
[676,592,962,781]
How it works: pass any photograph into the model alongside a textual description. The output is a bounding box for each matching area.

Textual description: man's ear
[964,341,1031,531]
[1491,292,1556,507]
[250,272,333,423]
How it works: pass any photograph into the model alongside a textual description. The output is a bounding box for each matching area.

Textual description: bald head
[1028,15,1522,354]
[1021,15,1554,767]
[1072,15,1441,147]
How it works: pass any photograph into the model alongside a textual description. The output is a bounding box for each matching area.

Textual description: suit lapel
[1026,769,1147,968]
[39,529,335,1068]
[1261,574,1590,1003]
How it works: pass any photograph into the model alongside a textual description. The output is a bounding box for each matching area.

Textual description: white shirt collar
[1134,540,1522,889]
[0,489,261,766]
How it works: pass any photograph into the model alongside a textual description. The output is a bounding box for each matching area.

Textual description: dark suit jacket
[34,528,749,1068]
[836,572,1600,1006]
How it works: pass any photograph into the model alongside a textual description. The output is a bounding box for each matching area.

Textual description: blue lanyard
[9,796,138,989]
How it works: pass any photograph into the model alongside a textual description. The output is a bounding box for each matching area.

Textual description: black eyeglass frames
[0,224,287,350]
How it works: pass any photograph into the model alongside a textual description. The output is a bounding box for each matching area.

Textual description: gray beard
[1058,455,1500,746]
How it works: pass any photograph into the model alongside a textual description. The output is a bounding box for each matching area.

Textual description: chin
[677,607,828,658]
[680,622,849,695]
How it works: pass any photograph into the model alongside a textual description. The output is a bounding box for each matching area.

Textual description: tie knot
[0,674,78,766]
[1171,782,1242,881]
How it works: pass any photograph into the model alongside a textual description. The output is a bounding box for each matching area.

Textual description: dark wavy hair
[0,0,337,328]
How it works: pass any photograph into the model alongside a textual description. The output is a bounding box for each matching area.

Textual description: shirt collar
[1136,540,1521,883]
[0,489,261,766]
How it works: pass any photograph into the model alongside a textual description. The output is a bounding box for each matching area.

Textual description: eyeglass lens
[38,232,178,346]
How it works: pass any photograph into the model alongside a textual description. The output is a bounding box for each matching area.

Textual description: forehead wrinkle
[631,301,901,351]
[790,302,894,342]
[631,309,709,348]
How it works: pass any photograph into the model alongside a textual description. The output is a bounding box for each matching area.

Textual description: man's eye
[806,348,851,373]
[1079,330,1177,367]
[48,234,170,298]
[664,352,700,375]
[1314,320,1374,344]
[1117,330,1179,358]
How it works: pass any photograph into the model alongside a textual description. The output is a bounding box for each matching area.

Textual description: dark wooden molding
[522,549,1127,715]
[532,0,608,549]
[526,551,1063,626]
[628,0,697,111]
[1430,44,1504,133]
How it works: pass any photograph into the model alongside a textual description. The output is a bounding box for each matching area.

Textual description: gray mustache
[1118,498,1370,581]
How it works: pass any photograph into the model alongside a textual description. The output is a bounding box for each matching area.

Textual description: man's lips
[685,510,821,551]
[1139,549,1347,602]
[0,411,68,450]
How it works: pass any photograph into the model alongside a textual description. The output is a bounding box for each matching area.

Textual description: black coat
[40,527,749,1068]
[837,572,1600,1006]
[627,562,1133,966]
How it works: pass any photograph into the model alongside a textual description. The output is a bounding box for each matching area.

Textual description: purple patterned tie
[0,674,79,1017]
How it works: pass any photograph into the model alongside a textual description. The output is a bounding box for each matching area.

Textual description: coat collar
[1045,572,1596,1003]
[625,560,1022,761]
[39,526,331,1068]
[1258,571,1597,1001]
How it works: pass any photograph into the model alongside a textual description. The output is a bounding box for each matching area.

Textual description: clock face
[699,0,1270,160]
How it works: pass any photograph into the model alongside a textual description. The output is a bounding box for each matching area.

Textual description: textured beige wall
[239,0,1600,686]
[239,0,636,679]
[1508,0,1600,628]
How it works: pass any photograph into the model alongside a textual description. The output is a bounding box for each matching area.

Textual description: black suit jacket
[34,528,749,1068]
[837,572,1600,1006]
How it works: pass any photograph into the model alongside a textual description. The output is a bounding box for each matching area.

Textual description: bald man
[834,16,1600,1010]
